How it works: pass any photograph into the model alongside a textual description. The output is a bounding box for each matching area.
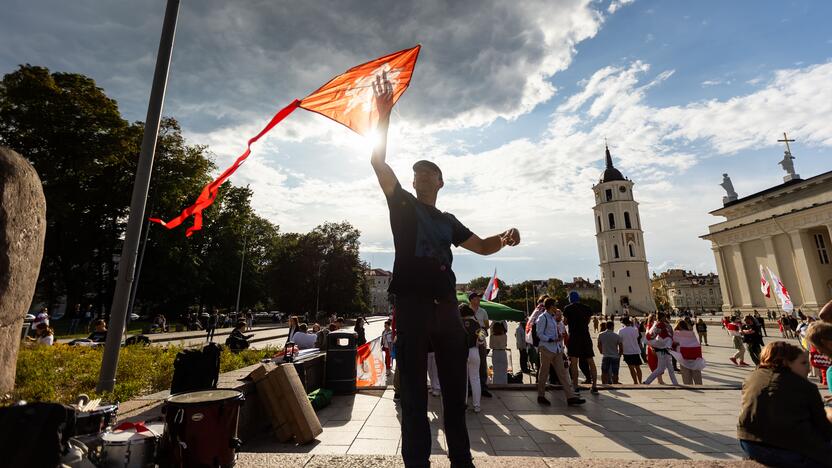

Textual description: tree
[466,276,506,294]
[0,65,136,310]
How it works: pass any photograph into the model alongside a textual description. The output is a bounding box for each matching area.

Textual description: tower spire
[605,143,614,169]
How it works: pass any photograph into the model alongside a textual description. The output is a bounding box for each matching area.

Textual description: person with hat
[468,292,493,397]
[370,73,520,468]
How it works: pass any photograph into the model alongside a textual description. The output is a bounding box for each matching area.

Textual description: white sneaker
[474,405,481,413]
[431,389,440,397]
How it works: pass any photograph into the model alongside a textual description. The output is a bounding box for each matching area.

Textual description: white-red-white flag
[759,265,770,298]
[767,267,794,312]
[483,269,499,301]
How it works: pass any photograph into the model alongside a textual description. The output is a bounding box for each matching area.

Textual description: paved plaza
[239,320,820,463]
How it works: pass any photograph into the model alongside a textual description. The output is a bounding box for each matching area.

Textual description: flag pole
[97,0,180,393]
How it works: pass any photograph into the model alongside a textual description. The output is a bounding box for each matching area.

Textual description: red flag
[151,46,421,236]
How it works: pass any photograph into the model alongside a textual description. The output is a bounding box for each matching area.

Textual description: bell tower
[592,145,656,316]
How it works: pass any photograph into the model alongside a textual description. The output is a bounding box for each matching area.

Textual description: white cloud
[608,0,635,14]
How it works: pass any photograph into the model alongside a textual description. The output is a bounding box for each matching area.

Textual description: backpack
[530,322,541,347]
[170,343,222,394]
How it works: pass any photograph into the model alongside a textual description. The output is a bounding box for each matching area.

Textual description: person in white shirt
[535,298,585,406]
[618,316,643,384]
[469,292,492,398]
[515,321,529,374]
[26,322,54,346]
[292,323,318,350]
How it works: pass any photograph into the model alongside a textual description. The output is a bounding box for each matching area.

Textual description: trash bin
[325,331,357,394]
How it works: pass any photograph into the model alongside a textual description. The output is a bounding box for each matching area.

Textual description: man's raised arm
[461,228,521,256]
[371,72,398,197]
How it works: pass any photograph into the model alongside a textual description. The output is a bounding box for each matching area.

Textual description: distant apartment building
[652,269,722,312]
[366,268,393,315]
[564,277,602,301]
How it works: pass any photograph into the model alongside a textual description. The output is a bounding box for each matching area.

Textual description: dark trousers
[740,440,827,467]
[206,327,216,342]
[396,296,472,467]
[478,345,489,389]
[519,347,529,374]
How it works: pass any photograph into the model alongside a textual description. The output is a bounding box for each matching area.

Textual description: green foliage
[10,344,277,405]
[466,276,507,294]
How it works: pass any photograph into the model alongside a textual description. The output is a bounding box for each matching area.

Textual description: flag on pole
[356,336,387,387]
[766,267,794,312]
[759,265,770,298]
[483,269,499,301]
[150,45,421,236]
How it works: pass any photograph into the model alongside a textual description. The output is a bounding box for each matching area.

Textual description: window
[815,233,830,265]
[628,286,632,293]
[613,287,617,293]
[613,245,619,258]
[612,270,615,278]
[597,216,602,232]
[624,212,632,229]
[605,189,613,201]
[608,213,616,230]
[626,270,630,277]
[629,243,635,257]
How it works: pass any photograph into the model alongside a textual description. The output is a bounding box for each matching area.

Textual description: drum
[98,422,163,468]
[71,404,119,437]
[161,389,244,467]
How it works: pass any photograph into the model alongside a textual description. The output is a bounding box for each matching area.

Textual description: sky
[2,0,831,284]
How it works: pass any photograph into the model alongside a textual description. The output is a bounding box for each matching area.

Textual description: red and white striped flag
[483,269,499,301]
[759,265,770,298]
[767,267,794,312]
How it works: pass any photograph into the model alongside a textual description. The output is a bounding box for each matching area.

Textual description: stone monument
[720,173,738,204]
[0,146,46,393]
[777,132,800,182]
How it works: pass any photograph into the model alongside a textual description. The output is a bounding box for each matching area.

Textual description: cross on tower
[777,132,795,155]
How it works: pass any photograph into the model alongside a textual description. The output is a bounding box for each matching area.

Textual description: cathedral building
[592,146,657,316]
[702,137,832,316]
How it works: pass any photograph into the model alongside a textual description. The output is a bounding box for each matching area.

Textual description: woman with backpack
[460,303,483,413]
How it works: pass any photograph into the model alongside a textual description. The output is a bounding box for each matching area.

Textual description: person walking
[460,304,483,413]
[536,298,585,406]
[597,320,623,384]
[206,309,219,342]
[592,315,599,333]
[515,320,530,374]
[427,349,441,397]
[370,72,520,468]
[695,318,708,346]
[489,321,508,385]
[68,304,81,334]
[563,291,598,394]
[469,292,493,398]
[618,316,643,384]
[727,316,750,366]
[643,312,679,385]
[382,320,394,373]
[742,315,764,366]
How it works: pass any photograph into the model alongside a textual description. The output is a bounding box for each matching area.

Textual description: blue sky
[2,0,831,284]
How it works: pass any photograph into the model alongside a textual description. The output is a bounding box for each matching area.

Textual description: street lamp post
[97,0,180,393]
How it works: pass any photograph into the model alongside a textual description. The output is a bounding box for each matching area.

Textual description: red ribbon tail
[150,99,302,235]
[115,421,150,433]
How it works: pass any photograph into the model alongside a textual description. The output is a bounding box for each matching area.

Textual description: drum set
[64,390,244,468]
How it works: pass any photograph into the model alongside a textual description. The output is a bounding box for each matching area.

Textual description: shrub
[9,344,278,405]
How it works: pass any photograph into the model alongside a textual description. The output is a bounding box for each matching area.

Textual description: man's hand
[373,71,394,123]
[501,228,521,247]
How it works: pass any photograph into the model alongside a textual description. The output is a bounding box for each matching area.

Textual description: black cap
[412,160,442,179]
[468,292,481,300]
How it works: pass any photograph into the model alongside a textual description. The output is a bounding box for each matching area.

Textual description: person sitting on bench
[226,321,253,352]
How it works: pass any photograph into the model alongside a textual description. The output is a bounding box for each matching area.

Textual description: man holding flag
[371,72,520,467]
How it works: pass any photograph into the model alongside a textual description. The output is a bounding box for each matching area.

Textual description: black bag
[530,322,541,347]
[125,334,151,346]
[170,343,222,394]
[0,402,75,468]
[507,372,524,384]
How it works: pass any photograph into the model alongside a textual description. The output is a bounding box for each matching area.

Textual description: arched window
[613,244,620,258]
[624,212,632,229]
[597,216,602,232]
[628,243,635,257]
[608,213,616,230]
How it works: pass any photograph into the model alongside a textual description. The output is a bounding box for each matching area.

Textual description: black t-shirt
[563,302,592,341]
[386,183,473,300]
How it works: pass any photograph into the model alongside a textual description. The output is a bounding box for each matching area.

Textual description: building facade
[564,277,602,301]
[651,269,722,313]
[593,146,657,316]
[702,162,832,316]
[366,268,393,315]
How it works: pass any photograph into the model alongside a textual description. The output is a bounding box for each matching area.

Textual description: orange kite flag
[150,45,421,236]
[300,45,421,136]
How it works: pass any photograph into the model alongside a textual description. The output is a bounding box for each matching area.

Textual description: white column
[789,230,821,309]
[729,243,753,308]
[760,236,781,312]
[712,245,733,311]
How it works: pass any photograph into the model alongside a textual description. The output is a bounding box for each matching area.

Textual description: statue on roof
[720,173,737,204]
[777,132,800,182]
